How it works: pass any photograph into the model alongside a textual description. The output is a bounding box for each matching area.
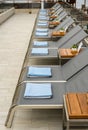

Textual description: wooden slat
[65,95,71,116]
[49,21,60,25]
[66,49,74,57]
[67,93,81,114]
[77,94,88,118]
[59,49,67,57]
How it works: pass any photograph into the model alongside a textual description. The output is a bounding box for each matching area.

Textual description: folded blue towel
[36,28,48,32]
[37,23,48,26]
[38,21,48,24]
[24,83,52,98]
[31,48,48,55]
[39,16,47,18]
[40,9,47,12]
[34,41,48,46]
[39,11,47,14]
[35,32,48,36]
[39,13,47,15]
[38,17,49,20]
[27,66,52,77]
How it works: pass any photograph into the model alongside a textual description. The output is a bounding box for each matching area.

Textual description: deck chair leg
[66,121,70,130]
[5,105,18,128]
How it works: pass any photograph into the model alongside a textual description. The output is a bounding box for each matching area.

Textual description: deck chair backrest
[53,11,67,22]
[57,25,82,47]
[52,6,62,15]
[58,12,67,21]
[53,3,60,10]
[54,5,62,13]
[60,29,88,48]
[54,17,74,31]
[54,7,63,16]
[66,65,88,93]
[62,48,88,81]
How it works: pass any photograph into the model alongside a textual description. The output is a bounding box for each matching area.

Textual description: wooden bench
[63,93,88,130]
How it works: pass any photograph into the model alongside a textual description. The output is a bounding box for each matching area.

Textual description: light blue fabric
[39,12,47,15]
[35,32,48,36]
[36,28,48,32]
[39,16,47,18]
[38,17,49,20]
[37,23,48,26]
[24,83,52,98]
[31,48,48,55]
[38,21,48,24]
[34,41,48,46]
[27,66,52,77]
[39,18,48,20]
[40,9,47,12]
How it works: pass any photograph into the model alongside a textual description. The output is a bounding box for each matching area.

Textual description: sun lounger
[19,65,64,83]
[5,81,65,128]
[19,47,88,83]
[30,48,56,57]
[5,61,88,128]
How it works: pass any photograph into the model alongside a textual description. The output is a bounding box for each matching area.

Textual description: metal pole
[41,0,44,9]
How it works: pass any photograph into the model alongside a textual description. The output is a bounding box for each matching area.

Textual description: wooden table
[58,48,79,65]
[63,93,88,130]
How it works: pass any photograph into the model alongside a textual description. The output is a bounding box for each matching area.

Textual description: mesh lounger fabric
[17,82,65,106]
[19,48,88,83]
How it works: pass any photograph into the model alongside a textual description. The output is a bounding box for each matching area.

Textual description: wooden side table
[58,49,78,65]
[63,93,88,130]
